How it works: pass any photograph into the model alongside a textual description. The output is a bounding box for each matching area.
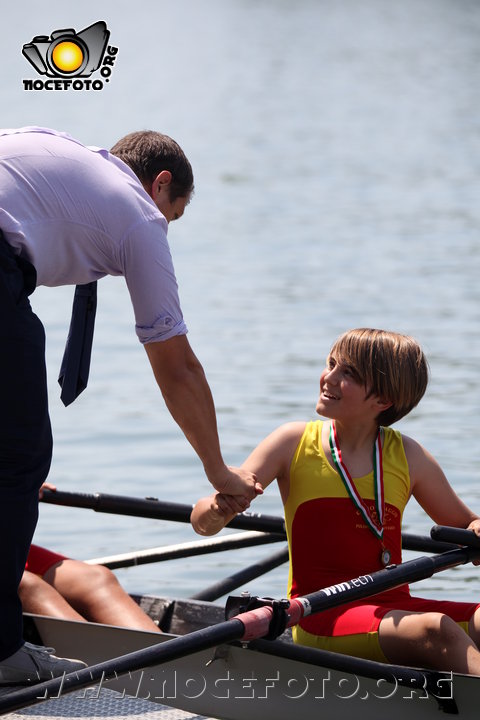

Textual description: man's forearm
[145,336,258,498]
[145,338,227,485]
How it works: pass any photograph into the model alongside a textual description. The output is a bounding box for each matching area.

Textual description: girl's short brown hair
[329,328,429,426]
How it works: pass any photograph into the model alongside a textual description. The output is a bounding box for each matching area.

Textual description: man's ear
[148,170,172,202]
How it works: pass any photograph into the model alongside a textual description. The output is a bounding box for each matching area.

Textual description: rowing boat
[20,592,476,719]
[1,492,478,719]
[21,588,477,719]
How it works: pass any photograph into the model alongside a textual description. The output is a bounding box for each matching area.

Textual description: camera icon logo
[22,21,110,78]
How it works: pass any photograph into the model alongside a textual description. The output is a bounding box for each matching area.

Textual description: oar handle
[431,525,480,548]
[40,489,285,534]
[232,540,480,642]
[39,490,458,554]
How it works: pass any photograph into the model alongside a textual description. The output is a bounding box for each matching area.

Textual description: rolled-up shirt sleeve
[119,216,188,344]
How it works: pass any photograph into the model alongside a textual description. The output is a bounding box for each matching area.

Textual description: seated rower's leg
[378,609,480,675]
[44,559,160,632]
[468,606,480,648]
[19,570,85,621]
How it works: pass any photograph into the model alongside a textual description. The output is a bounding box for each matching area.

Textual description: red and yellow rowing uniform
[284,420,479,661]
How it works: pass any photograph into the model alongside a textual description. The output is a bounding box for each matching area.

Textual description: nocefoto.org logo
[22,21,118,91]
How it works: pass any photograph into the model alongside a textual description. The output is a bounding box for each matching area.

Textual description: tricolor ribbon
[329,420,384,540]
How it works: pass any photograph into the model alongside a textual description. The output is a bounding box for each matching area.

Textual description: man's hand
[210,466,263,501]
[214,492,250,517]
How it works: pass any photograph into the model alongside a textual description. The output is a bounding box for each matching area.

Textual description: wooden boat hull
[24,602,479,720]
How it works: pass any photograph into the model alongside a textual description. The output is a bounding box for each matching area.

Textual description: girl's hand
[467,519,480,536]
[38,482,57,499]
[466,519,480,565]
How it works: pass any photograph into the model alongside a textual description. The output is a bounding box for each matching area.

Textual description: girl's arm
[191,422,305,536]
[404,434,480,533]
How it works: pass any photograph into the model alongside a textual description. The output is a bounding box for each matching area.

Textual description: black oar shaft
[0,619,245,715]
[191,546,289,601]
[40,489,284,533]
[431,524,480,548]
[302,546,476,617]
[41,490,193,522]
[401,533,454,554]
[40,489,457,554]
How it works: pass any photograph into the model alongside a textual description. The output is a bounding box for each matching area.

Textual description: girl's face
[316,354,380,423]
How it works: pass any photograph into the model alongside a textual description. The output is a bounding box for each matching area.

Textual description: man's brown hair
[110,131,194,201]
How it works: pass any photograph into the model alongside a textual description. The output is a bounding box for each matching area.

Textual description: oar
[431,525,480,547]
[191,546,289,601]
[1,527,478,715]
[40,489,456,554]
[40,488,284,533]
[85,531,284,569]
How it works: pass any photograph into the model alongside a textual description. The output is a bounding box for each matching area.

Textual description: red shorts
[295,590,480,662]
[25,544,68,577]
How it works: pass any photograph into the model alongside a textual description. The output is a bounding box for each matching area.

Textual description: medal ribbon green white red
[329,420,384,540]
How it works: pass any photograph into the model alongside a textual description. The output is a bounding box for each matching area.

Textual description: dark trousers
[0,234,52,660]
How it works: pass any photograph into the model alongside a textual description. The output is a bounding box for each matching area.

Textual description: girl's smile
[316,355,377,422]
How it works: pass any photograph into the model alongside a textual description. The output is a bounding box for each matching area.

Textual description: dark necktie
[58,281,97,406]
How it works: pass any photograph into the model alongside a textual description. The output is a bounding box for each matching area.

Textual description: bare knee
[19,569,41,595]
[18,570,45,608]
[420,612,460,650]
[19,569,85,620]
[468,608,480,648]
[45,559,121,610]
[380,610,466,668]
[75,564,121,601]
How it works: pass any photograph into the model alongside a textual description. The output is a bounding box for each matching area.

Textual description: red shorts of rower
[25,544,68,577]
[295,591,480,662]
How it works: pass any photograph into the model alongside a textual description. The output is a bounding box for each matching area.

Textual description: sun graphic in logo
[51,41,85,74]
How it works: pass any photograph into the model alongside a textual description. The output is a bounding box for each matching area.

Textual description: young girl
[191,328,480,674]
